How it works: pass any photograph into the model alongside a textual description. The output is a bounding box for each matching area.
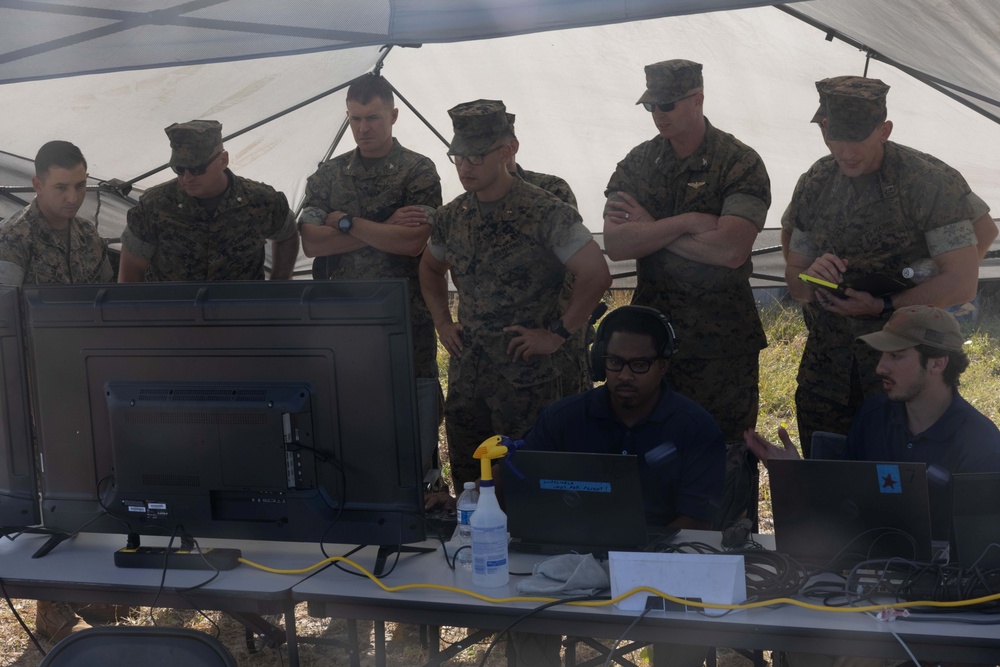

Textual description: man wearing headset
[522,305,725,530]
[513,305,726,667]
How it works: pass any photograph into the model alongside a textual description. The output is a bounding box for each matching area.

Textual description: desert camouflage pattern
[786,142,977,443]
[431,178,593,489]
[818,76,890,143]
[0,200,113,286]
[165,119,222,166]
[122,171,295,282]
[605,119,770,362]
[517,165,591,394]
[447,99,512,156]
[299,139,443,379]
[637,59,703,105]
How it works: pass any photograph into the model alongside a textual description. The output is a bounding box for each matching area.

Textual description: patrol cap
[506,112,517,136]
[857,305,964,353]
[447,100,511,156]
[637,59,703,105]
[818,76,890,142]
[165,119,223,167]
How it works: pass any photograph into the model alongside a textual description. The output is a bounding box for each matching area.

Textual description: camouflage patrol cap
[164,119,223,167]
[818,76,890,142]
[447,100,511,156]
[858,305,964,353]
[810,104,825,124]
[637,59,703,105]
[506,112,517,137]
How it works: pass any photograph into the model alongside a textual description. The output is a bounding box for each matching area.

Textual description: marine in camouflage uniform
[421,100,611,491]
[603,60,771,443]
[0,140,113,287]
[299,137,442,379]
[514,161,593,396]
[783,76,979,454]
[0,200,112,286]
[120,120,298,282]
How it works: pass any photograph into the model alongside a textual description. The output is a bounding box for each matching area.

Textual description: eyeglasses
[642,93,698,113]
[171,151,224,176]
[603,355,658,374]
[447,144,505,166]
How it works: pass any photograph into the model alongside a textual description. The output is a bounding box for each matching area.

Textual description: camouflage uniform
[299,138,442,379]
[786,144,977,451]
[121,170,296,281]
[605,120,771,442]
[0,199,113,285]
[429,178,593,489]
[516,164,592,396]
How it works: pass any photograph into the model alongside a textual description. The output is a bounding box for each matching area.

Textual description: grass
[5,291,1000,666]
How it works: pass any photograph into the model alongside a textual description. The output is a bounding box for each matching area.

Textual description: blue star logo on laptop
[876,464,903,494]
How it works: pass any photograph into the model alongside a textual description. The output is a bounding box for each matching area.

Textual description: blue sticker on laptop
[876,464,902,494]
[540,479,611,493]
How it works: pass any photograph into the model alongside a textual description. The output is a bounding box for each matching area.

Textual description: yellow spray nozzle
[473,435,509,482]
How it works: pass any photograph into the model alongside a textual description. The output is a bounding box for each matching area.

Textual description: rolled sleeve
[926,219,976,257]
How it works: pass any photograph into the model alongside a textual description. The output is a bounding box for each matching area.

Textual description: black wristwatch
[337,215,353,234]
[548,319,572,340]
[881,295,895,316]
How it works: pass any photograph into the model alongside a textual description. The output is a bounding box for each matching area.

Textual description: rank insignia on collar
[687,181,706,190]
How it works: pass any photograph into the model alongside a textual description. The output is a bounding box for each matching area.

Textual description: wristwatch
[880,295,895,316]
[337,215,353,234]
[548,319,572,340]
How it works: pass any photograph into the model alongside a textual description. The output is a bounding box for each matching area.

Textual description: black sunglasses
[642,93,698,113]
[171,151,224,176]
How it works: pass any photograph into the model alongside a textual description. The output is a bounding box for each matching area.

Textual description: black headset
[589,305,678,382]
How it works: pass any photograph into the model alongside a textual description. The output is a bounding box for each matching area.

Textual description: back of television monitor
[0,286,38,530]
[23,280,427,565]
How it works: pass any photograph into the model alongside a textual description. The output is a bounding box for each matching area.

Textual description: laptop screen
[501,451,649,553]
[769,459,933,568]
[950,472,1000,570]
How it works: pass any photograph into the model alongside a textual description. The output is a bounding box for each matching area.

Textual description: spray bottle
[470,436,509,588]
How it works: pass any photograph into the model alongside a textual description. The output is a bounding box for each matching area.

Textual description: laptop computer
[502,451,664,555]
[768,459,933,568]
[950,472,1000,570]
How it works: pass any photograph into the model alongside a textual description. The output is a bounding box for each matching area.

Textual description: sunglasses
[171,151,224,176]
[642,92,698,113]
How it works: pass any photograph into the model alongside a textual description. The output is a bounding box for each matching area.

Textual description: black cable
[477,595,606,667]
[603,607,651,667]
[0,577,46,657]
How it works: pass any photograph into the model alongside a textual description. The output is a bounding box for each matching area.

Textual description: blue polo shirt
[521,385,725,526]
[846,391,1000,539]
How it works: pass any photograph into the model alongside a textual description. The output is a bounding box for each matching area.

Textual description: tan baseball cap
[858,305,964,353]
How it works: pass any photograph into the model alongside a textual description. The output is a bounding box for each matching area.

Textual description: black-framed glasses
[447,144,505,166]
[642,92,698,113]
[171,151,224,176]
[603,355,657,374]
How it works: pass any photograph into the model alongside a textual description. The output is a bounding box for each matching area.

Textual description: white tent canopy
[2,1,998,279]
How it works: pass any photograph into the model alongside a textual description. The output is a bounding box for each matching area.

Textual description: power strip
[114,546,242,570]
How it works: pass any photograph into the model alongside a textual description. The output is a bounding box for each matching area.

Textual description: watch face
[338,216,352,233]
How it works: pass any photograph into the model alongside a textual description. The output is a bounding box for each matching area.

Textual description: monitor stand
[373,544,435,577]
[14,527,76,559]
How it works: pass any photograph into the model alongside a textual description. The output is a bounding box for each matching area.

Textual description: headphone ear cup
[590,333,606,382]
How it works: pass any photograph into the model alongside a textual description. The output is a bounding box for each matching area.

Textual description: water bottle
[455,481,479,568]
[902,258,938,284]
[470,479,509,587]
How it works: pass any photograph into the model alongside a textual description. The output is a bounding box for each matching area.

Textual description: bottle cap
[463,481,476,490]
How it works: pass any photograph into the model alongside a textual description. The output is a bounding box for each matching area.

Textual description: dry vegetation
[5,290,1000,666]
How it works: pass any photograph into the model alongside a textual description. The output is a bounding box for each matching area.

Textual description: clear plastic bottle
[455,481,479,568]
[902,258,938,284]
[470,479,509,587]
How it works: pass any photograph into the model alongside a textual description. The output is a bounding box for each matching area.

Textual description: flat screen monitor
[0,286,38,529]
[23,280,425,554]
